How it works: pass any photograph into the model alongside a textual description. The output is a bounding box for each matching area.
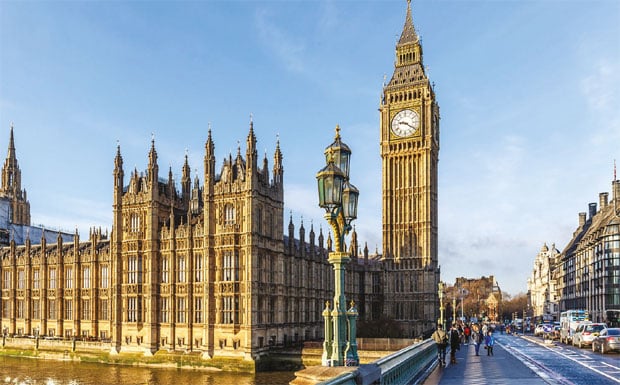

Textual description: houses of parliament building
[0,1,440,364]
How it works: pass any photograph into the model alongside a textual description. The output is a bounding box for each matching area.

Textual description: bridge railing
[319,338,437,385]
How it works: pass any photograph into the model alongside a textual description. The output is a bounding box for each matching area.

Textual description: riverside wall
[0,337,416,373]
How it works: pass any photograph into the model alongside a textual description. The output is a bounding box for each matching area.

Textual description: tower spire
[398,0,418,46]
[7,123,16,165]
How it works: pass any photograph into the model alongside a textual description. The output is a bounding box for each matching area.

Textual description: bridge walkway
[422,337,549,385]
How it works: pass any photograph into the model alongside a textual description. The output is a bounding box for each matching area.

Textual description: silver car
[592,328,620,354]
[572,323,606,348]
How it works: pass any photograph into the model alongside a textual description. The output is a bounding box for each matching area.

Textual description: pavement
[422,337,551,385]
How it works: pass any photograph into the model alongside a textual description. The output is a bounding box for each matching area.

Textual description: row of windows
[2,298,109,321]
[398,51,417,64]
[160,297,203,324]
[2,266,109,290]
[1,250,248,291]
[161,255,203,283]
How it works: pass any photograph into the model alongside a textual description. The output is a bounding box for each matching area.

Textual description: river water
[0,356,296,385]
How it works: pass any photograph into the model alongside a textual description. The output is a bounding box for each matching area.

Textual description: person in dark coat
[449,323,461,364]
[473,324,484,356]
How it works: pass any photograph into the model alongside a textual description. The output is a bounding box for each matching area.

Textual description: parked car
[572,323,606,348]
[535,323,553,337]
[548,322,562,340]
[592,327,620,354]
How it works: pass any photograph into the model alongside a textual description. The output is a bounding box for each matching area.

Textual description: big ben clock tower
[380,0,440,336]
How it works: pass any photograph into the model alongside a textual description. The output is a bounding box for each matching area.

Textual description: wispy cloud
[255,9,306,73]
[581,60,618,111]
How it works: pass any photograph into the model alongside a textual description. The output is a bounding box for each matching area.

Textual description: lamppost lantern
[316,159,345,210]
[342,182,359,223]
[317,124,359,367]
[324,124,351,179]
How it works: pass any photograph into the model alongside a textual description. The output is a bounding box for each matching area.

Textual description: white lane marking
[531,341,620,383]
[601,361,620,370]
[497,341,573,385]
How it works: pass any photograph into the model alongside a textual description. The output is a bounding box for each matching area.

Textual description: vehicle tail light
[607,337,615,342]
[584,332,590,335]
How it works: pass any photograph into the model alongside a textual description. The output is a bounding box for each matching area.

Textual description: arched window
[225,204,235,225]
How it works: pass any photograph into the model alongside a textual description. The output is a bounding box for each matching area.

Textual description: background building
[527,243,561,321]
[448,276,502,323]
[556,179,620,322]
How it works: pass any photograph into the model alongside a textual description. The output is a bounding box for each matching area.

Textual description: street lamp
[452,297,456,324]
[438,282,445,329]
[317,125,359,367]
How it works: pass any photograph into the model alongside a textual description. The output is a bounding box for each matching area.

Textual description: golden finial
[335,124,341,140]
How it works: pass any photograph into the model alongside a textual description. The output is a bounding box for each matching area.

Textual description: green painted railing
[318,338,437,385]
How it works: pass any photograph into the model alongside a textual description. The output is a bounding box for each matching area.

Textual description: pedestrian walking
[464,324,471,344]
[473,324,483,356]
[431,324,448,366]
[484,330,495,356]
[449,323,460,364]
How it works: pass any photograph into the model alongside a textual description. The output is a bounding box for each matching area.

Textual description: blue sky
[0,0,618,296]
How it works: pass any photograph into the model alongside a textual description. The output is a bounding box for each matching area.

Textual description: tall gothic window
[130,213,140,232]
[83,267,90,289]
[194,254,203,282]
[128,256,141,284]
[17,300,24,319]
[100,265,109,288]
[82,299,91,320]
[128,297,137,322]
[65,267,73,289]
[223,252,239,282]
[161,297,169,323]
[3,270,10,289]
[33,269,40,289]
[99,299,109,320]
[177,297,186,323]
[162,258,169,283]
[178,256,186,283]
[222,296,233,324]
[2,300,9,318]
[32,299,40,319]
[17,270,25,289]
[194,297,203,323]
[225,204,235,225]
[48,299,56,319]
[64,299,73,319]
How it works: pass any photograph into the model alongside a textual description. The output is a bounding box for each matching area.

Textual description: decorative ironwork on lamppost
[438,281,445,329]
[316,124,359,367]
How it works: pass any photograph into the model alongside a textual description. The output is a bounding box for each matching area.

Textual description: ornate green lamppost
[316,125,359,367]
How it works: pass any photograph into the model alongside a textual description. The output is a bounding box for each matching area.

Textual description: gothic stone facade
[0,123,382,363]
[0,2,441,364]
[0,125,30,227]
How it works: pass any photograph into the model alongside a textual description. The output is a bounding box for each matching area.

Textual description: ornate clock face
[391,109,419,137]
